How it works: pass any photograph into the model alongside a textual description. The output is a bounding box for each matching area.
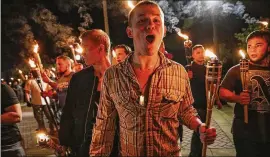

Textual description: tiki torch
[239,50,249,124]
[18,70,26,81]
[202,50,222,157]
[28,59,59,130]
[176,29,192,64]
[33,42,43,71]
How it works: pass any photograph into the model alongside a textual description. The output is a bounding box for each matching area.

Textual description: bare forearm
[1,112,22,124]
[181,105,202,131]
[219,88,241,104]
[48,80,57,89]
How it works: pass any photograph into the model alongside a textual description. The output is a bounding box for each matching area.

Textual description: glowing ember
[205,49,217,59]
[128,1,135,9]
[28,59,37,68]
[239,50,246,59]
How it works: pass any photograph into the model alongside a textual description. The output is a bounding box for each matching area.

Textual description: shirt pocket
[159,90,182,119]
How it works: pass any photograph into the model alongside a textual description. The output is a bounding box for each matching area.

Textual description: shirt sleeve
[220,65,239,92]
[2,84,20,110]
[59,75,75,146]
[90,71,118,156]
[178,69,200,129]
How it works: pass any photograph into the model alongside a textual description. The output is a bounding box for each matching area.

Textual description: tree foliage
[234,23,270,49]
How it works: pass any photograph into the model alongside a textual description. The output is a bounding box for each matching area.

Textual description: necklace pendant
[139,95,145,106]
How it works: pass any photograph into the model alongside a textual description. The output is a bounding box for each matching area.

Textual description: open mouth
[250,54,257,58]
[146,35,155,44]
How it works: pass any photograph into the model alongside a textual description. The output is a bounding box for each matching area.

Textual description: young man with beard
[90,1,216,156]
[59,29,117,157]
[42,56,74,109]
[219,30,270,157]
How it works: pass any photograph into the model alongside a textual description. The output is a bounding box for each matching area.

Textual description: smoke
[118,0,258,32]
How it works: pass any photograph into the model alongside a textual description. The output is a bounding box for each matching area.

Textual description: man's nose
[146,20,155,30]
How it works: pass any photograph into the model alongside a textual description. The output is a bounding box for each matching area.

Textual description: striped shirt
[90,53,199,156]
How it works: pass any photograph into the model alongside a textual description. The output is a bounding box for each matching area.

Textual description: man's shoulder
[227,64,240,72]
[105,63,124,74]
[167,60,187,71]
[72,66,94,78]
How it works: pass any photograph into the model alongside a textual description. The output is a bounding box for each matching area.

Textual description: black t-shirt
[186,62,207,109]
[1,83,22,145]
[221,63,270,142]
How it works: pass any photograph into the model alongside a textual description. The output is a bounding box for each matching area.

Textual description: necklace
[138,57,160,106]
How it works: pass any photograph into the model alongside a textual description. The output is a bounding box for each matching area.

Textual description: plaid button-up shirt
[90,53,199,156]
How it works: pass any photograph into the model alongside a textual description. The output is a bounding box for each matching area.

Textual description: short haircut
[128,0,164,26]
[192,44,205,53]
[246,30,270,44]
[80,29,111,54]
[114,44,132,55]
[56,55,72,66]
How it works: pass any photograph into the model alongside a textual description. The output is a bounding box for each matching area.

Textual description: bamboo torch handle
[244,105,248,123]
[202,142,207,157]
[243,89,248,124]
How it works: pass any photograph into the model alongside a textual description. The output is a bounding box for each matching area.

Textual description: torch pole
[240,59,249,123]
[202,58,222,157]
[31,69,59,131]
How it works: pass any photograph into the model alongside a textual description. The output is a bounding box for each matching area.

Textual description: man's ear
[99,44,105,54]
[126,27,133,38]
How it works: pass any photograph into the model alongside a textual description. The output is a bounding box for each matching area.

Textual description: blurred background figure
[24,70,55,134]
[113,44,132,63]
[159,40,173,59]
[12,80,24,103]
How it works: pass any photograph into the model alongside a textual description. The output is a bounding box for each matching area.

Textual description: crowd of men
[1,1,269,157]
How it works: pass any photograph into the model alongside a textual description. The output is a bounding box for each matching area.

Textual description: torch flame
[205,49,217,59]
[18,70,23,74]
[33,44,39,53]
[258,21,268,27]
[28,59,37,68]
[112,50,117,58]
[128,1,135,9]
[75,44,83,54]
[36,132,49,141]
[177,31,189,40]
[239,50,246,59]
